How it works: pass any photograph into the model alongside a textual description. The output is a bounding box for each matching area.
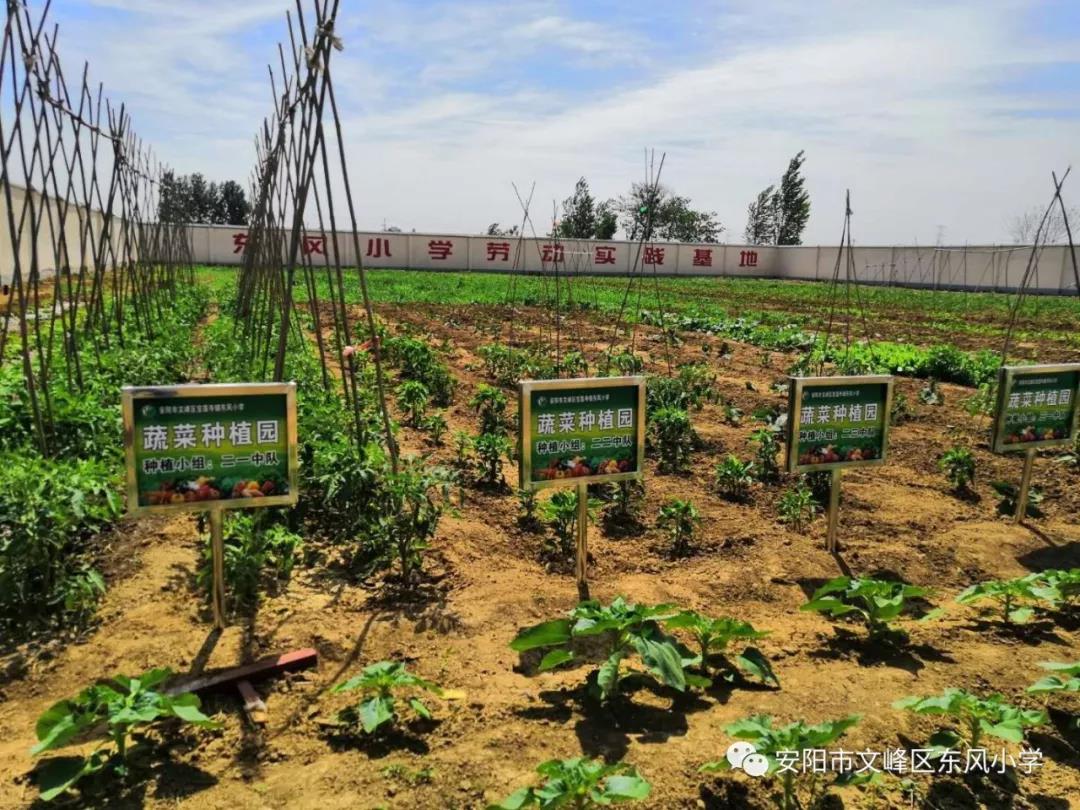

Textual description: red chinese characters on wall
[303,236,326,256]
[428,240,453,260]
[739,249,758,268]
[643,246,665,265]
[232,232,248,254]
[594,246,616,265]
[541,244,564,263]
[366,238,392,258]
[486,241,510,262]
[692,248,713,267]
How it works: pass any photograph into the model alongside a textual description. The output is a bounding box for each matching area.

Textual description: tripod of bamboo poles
[231,0,396,468]
[0,0,192,458]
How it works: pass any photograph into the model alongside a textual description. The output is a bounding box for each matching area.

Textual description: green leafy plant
[490,757,650,809]
[714,455,754,501]
[701,715,861,810]
[371,458,453,585]
[199,513,303,607]
[383,335,456,405]
[538,489,599,559]
[1038,568,1080,612]
[665,611,777,685]
[509,596,705,703]
[331,661,443,734]
[610,351,644,376]
[992,480,1044,518]
[955,573,1058,625]
[474,431,512,486]
[1028,661,1080,695]
[396,380,430,427]
[963,381,997,417]
[422,411,448,445]
[605,479,644,525]
[777,481,817,532]
[1057,433,1080,469]
[31,668,216,801]
[751,428,781,483]
[657,499,700,556]
[470,384,509,435]
[939,446,976,493]
[649,406,694,473]
[801,576,935,641]
[893,689,1046,751]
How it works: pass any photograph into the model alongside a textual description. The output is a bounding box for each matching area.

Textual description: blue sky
[48,0,1080,243]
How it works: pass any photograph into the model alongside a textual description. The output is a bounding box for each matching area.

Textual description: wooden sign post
[786,375,895,552]
[990,363,1080,525]
[519,376,646,599]
[122,382,299,628]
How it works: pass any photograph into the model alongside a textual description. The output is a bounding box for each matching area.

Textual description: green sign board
[123,382,298,513]
[518,376,645,490]
[991,364,1080,454]
[786,375,894,473]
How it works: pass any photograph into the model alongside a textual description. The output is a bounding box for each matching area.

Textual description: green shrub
[474,431,512,486]
[198,512,302,608]
[751,428,781,483]
[470,384,509,435]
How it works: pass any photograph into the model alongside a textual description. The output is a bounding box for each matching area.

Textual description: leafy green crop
[31,668,216,801]
[777,481,817,532]
[332,661,443,734]
[1027,661,1080,695]
[893,689,1046,751]
[370,457,453,585]
[509,597,705,703]
[649,406,694,473]
[489,757,650,809]
[1037,568,1080,612]
[751,428,781,484]
[474,431,512,486]
[939,446,976,493]
[423,410,448,445]
[955,573,1057,625]
[470,384,509,435]
[665,611,777,685]
[801,576,936,640]
[657,499,700,556]
[701,715,860,810]
[396,380,430,427]
[538,490,599,559]
[714,455,754,501]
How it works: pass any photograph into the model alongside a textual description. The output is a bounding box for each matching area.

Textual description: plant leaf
[509,619,572,652]
[537,649,574,672]
[358,695,394,734]
[735,647,779,686]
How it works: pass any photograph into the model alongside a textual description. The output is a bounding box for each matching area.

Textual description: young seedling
[509,596,706,704]
[893,689,1046,752]
[714,455,754,501]
[470,384,509,435]
[31,668,217,801]
[751,428,781,484]
[991,480,1044,519]
[422,411,448,445]
[372,458,453,585]
[489,757,650,809]
[332,661,443,734]
[656,499,700,556]
[474,431,512,486]
[605,479,644,525]
[665,610,777,685]
[801,576,936,641]
[1027,661,1080,696]
[649,406,694,473]
[701,715,861,810]
[777,482,817,532]
[1039,568,1080,612]
[517,487,539,527]
[396,380,430,427]
[939,446,976,493]
[538,490,598,559]
[955,573,1058,626]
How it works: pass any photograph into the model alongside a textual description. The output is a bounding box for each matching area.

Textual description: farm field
[2,267,1080,810]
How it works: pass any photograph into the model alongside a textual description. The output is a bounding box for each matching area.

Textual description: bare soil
[1,300,1078,810]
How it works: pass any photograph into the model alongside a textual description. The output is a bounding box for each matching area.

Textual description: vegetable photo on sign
[992,365,1080,454]
[786,376,894,473]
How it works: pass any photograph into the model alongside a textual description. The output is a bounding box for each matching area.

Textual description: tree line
[487,150,811,245]
[158,172,251,226]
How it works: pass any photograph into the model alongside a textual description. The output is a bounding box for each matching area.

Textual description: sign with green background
[123,383,297,512]
[787,376,893,472]
[993,365,1080,453]
[519,377,644,489]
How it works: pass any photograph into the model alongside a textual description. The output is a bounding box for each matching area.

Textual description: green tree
[744,185,776,245]
[774,150,810,245]
[558,177,598,239]
[616,183,722,243]
[594,200,618,239]
[219,180,251,225]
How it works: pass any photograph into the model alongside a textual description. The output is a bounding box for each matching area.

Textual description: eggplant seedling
[31,668,217,802]
[1028,661,1080,695]
[332,661,443,734]
[801,576,937,641]
[893,688,1046,752]
[665,610,777,686]
[509,596,706,704]
[701,714,860,810]
[489,757,650,809]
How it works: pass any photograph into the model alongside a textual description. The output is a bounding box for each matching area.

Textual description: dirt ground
[1,300,1078,810]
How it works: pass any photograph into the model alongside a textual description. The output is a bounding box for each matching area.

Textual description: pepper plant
[955,573,1058,626]
[700,715,861,810]
[470,384,509,435]
[508,596,706,703]
[489,757,650,809]
[777,481,816,532]
[656,498,700,556]
[371,457,453,585]
[751,428,781,484]
[31,668,217,801]
[665,610,777,685]
[1027,661,1080,696]
[801,576,937,641]
[396,380,430,427]
[650,406,694,473]
[893,689,1046,751]
[539,490,599,559]
[331,661,443,734]
[939,446,975,493]
[423,411,448,445]
[474,431,512,486]
[714,455,754,501]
